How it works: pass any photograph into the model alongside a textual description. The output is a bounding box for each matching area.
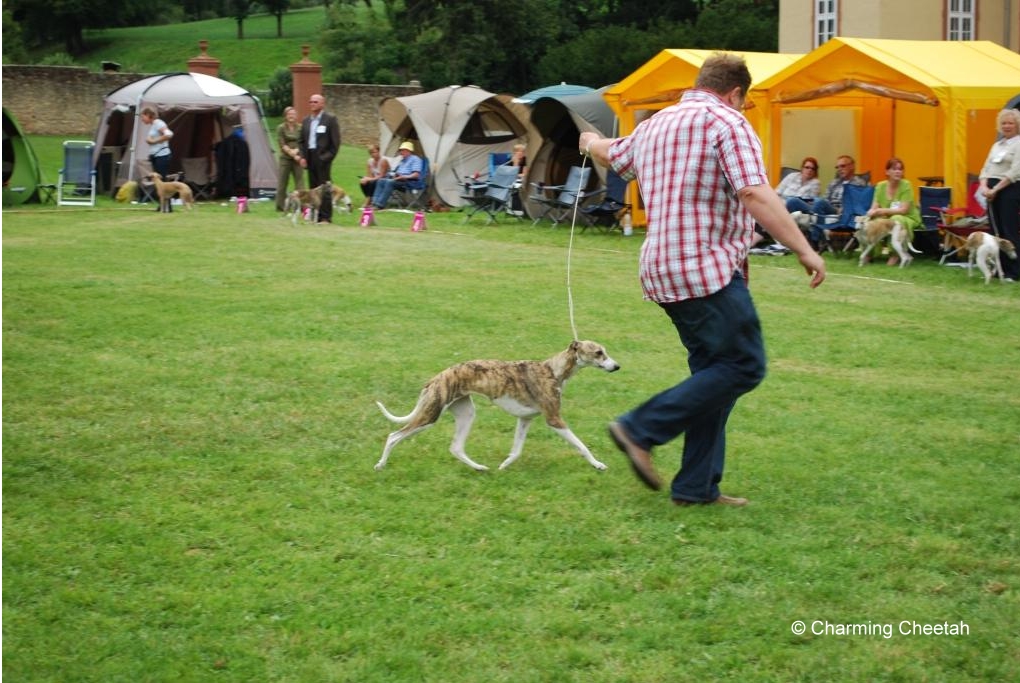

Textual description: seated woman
[359,144,390,207]
[777,156,821,204]
[507,143,527,176]
[866,157,921,266]
[506,143,527,214]
[752,157,820,246]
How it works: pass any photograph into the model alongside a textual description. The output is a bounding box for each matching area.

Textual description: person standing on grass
[140,107,174,209]
[978,108,1020,281]
[579,52,825,507]
[298,93,341,224]
[275,106,306,212]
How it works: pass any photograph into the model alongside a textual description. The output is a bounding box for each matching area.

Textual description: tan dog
[854,215,921,267]
[285,182,353,224]
[374,340,620,472]
[966,232,1018,284]
[144,172,194,212]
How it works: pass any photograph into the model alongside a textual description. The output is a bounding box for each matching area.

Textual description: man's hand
[798,250,826,289]
[739,184,826,288]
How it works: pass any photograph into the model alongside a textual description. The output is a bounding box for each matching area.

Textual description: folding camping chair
[57,140,97,206]
[529,166,598,226]
[391,157,430,210]
[915,186,952,255]
[812,183,874,254]
[580,170,630,233]
[461,164,522,224]
[181,156,215,201]
[488,152,511,179]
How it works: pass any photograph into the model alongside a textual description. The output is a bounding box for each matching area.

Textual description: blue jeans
[786,196,835,216]
[372,177,415,208]
[616,274,766,502]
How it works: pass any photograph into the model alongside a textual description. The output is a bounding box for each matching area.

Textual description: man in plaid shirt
[581,53,825,507]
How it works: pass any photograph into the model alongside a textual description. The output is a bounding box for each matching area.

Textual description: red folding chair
[936,181,990,264]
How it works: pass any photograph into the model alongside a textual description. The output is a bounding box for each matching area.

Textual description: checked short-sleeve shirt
[608,89,769,302]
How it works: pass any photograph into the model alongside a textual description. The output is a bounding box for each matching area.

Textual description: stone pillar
[186,39,220,76]
[290,45,323,119]
[187,40,221,77]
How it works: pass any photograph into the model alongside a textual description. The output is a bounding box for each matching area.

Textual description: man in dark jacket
[298,93,341,223]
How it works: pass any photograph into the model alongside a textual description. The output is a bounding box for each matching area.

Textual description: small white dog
[854,216,922,267]
[789,211,814,231]
[374,340,620,472]
[966,232,1018,283]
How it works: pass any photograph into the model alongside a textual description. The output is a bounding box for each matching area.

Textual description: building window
[815,0,837,48]
[947,0,975,40]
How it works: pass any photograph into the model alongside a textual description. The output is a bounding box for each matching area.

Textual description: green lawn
[78,8,332,93]
[4,151,1020,680]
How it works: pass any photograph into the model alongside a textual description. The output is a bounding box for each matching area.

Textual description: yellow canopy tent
[755,38,1020,212]
[603,49,802,226]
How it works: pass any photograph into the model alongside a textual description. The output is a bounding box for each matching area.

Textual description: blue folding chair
[529,166,598,226]
[57,140,97,206]
[488,152,511,179]
[461,164,522,224]
[916,186,952,255]
[813,183,874,254]
[580,170,631,233]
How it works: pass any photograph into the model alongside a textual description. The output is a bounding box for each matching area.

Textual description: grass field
[4,135,1020,681]
[75,8,332,93]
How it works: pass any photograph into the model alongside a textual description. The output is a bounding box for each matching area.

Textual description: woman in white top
[752,157,820,247]
[776,156,821,201]
[979,109,1020,280]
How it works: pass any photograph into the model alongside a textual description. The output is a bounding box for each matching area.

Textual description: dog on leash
[854,216,921,267]
[966,232,1018,283]
[285,182,353,224]
[374,340,620,472]
[143,172,194,212]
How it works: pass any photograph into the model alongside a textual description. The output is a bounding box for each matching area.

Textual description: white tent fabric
[93,72,277,196]
[378,85,536,207]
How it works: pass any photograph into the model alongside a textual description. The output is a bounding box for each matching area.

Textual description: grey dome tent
[522,86,617,220]
[378,85,536,207]
[93,72,277,197]
[3,107,43,206]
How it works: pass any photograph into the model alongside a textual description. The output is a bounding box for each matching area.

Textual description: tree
[263,0,290,38]
[321,2,407,85]
[692,0,779,52]
[7,0,148,56]
[2,9,30,64]
[231,0,252,40]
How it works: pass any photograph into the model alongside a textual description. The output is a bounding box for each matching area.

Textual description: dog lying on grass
[854,216,921,267]
[967,232,1018,283]
[143,172,194,213]
[284,182,353,224]
[374,340,620,472]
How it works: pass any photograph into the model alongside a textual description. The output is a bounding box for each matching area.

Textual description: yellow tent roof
[603,49,802,226]
[756,38,1020,209]
[604,49,802,120]
[758,38,1020,106]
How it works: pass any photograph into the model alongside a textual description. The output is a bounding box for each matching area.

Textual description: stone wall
[1,65,420,146]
